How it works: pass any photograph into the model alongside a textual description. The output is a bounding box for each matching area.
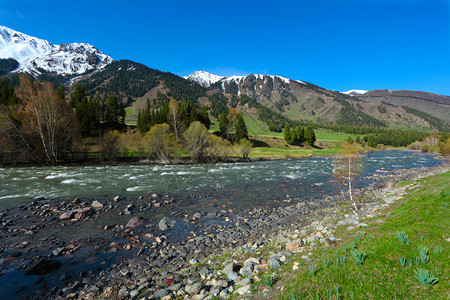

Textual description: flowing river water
[0,150,446,299]
[0,150,443,211]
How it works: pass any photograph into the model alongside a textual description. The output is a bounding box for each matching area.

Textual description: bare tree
[168,98,182,141]
[100,130,122,163]
[332,143,364,212]
[237,138,252,160]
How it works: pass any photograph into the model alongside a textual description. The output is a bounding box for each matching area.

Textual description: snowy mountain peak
[0,25,56,64]
[184,71,224,88]
[343,89,368,96]
[0,26,113,76]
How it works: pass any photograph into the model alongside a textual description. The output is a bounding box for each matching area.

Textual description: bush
[183,121,210,162]
[421,144,430,153]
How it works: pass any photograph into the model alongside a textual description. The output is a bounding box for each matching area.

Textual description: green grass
[272,171,449,299]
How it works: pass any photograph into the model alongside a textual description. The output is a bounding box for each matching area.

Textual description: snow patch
[343,89,368,95]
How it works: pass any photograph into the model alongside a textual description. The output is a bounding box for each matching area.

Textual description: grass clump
[418,245,429,264]
[351,249,367,265]
[263,274,275,287]
[308,264,318,276]
[414,268,439,287]
[396,231,411,245]
[399,256,407,267]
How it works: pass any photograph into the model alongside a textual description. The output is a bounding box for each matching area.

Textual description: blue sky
[1,0,449,95]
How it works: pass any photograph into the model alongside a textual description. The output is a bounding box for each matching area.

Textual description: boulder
[185,283,203,295]
[268,257,281,269]
[159,217,176,231]
[153,288,169,298]
[24,257,62,275]
[59,211,75,220]
[126,216,147,229]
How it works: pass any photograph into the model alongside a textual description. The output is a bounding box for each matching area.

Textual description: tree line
[283,123,316,146]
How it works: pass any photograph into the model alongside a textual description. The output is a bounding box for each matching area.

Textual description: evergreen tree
[219,111,229,137]
[304,125,316,146]
[235,114,248,141]
[104,92,124,130]
[284,122,294,144]
[71,84,87,107]
[295,125,305,144]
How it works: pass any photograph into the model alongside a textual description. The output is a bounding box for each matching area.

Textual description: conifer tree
[235,114,248,141]
[304,125,316,146]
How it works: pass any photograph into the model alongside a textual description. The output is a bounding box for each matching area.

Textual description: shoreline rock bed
[0,162,448,299]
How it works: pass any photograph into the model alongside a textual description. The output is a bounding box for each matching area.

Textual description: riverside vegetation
[1,76,449,166]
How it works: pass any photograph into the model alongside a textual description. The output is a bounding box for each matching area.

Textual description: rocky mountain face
[0,26,113,76]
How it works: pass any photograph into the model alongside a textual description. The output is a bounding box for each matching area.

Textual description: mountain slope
[186,71,449,131]
[354,89,450,121]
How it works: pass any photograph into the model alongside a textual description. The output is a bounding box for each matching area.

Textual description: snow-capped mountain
[0,26,113,76]
[343,89,368,96]
[185,71,306,94]
[183,71,224,88]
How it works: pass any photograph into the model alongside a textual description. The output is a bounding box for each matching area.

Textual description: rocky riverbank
[0,161,448,299]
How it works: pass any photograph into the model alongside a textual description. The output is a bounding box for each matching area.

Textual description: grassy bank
[253,171,449,299]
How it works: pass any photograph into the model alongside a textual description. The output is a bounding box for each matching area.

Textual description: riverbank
[0,157,447,299]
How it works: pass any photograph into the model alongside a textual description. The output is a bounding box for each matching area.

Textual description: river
[0,150,443,211]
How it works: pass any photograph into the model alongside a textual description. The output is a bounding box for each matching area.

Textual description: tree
[235,114,248,141]
[284,122,293,144]
[237,138,252,160]
[100,130,121,163]
[183,121,210,162]
[295,125,305,145]
[304,125,316,146]
[145,123,173,163]
[15,74,79,162]
[104,92,125,130]
[219,111,229,137]
[70,83,87,107]
[207,134,231,162]
[332,143,363,212]
[168,98,182,141]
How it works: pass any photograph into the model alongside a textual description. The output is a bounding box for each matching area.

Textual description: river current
[0,150,443,210]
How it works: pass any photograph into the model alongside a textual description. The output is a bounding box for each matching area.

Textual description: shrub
[421,144,430,153]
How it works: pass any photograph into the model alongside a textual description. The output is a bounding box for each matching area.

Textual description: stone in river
[59,211,75,220]
[91,200,104,210]
[126,216,147,229]
[159,217,176,231]
[24,257,62,275]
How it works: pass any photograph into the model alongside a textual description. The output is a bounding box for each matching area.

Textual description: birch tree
[332,143,363,212]
[168,98,182,141]
[15,74,78,162]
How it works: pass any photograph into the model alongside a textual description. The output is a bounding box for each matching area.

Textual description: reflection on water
[0,151,443,209]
